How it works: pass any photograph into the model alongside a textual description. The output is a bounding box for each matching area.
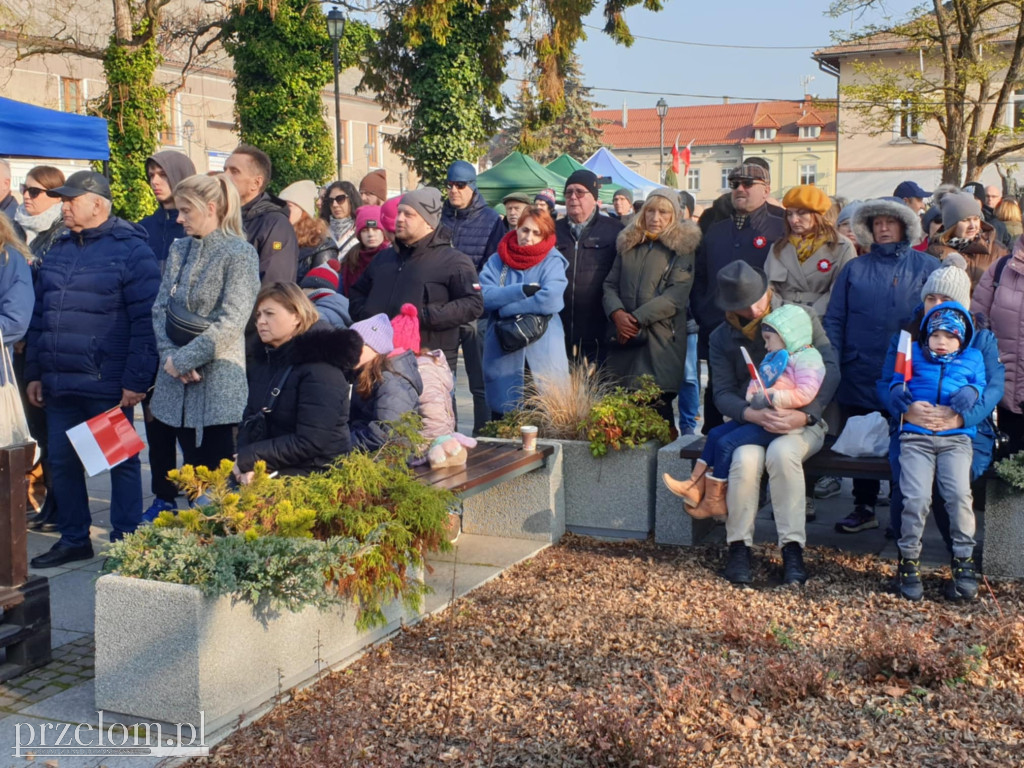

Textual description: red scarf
[341,244,387,296]
[497,230,556,271]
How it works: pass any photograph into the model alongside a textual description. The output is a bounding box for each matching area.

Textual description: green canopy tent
[475,152,568,207]
[545,153,616,204]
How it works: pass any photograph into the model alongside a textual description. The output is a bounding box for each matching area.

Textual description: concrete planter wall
[981,479,1024,579]
[94,571,420,733]
[554,439,661,539]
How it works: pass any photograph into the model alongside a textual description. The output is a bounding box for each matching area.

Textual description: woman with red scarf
[603,188,701,432]
[479,206,569,416]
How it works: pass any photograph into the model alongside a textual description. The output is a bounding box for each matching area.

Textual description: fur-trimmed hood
[616,191,702,256]
[851,197,923,249]
[250,324,363,370]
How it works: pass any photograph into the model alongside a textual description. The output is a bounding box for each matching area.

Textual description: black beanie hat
[564,169,600,200]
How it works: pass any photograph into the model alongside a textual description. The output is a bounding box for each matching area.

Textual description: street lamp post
[656,98,668,184]
[326,7,346,181]
[181,119,195,160]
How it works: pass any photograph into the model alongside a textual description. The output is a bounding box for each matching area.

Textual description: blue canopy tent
[0,97,110,161]
[583,147,661,199]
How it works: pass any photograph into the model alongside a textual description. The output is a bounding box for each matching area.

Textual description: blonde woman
[766,185,856,318]
[603,188,700,428]
[150,174,260,485]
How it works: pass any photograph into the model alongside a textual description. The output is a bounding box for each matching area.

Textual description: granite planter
[981,478,1024,579]
[94,571,421,734]
[554,439,661,539]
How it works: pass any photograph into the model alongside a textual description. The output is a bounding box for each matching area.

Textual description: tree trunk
[112,0,133,44]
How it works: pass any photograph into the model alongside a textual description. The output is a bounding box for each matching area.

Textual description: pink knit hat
[380,195,402,236]
[390,303,421,354]
[355,205,382,236]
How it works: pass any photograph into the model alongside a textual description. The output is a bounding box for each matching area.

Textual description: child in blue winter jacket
[887,302,985,603]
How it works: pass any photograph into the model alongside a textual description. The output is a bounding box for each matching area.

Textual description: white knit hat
[921,254,971,308]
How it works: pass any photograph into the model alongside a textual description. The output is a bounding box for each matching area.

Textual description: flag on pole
[895,330,914,385]
[741,346,769,400]
[679,138,694,178]
[671,134,681,174]
[66,407,145,477]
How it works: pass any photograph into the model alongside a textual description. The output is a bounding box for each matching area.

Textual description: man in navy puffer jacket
[24,171,160,568]
[440,161,504,434]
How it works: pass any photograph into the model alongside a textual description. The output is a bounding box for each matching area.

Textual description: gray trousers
[898,432,976,559]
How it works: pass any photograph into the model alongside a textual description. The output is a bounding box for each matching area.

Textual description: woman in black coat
[234,283,362,481]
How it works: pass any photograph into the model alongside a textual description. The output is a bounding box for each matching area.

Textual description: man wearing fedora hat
[693,163,785,432]
[708,261,839,585]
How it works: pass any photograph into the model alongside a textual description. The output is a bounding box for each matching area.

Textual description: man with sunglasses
[692,163,785,431]
[440,160,505,434]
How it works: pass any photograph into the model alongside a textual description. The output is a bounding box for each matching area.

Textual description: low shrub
[857,621,982,686]
[994,450,1024,492]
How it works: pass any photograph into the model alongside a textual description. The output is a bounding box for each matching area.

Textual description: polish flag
[895,330,914,384]
[66,408,145,477]
[674,137,694,177]
[741,346,769,400]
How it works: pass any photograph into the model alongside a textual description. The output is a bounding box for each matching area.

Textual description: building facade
[593,99,838,207]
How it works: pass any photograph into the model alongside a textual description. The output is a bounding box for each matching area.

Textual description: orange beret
[782,185,830,215]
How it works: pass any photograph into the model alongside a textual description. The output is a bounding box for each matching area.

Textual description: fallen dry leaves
[187,535,1024,767]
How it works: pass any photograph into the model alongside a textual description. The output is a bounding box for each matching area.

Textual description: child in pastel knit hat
[663,303,825,519]
[887,301,986,603]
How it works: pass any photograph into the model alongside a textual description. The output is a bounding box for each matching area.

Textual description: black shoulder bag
[239,365,293,444]
[165,246,213,347]
[493,265,551,354]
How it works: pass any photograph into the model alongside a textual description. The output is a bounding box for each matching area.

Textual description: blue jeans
[677,332,700,433]
[700,420,777,478]
[46,395,142,547]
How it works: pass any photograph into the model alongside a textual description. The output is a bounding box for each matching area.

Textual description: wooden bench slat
[416,443,554,495]
[679,436,893,481]
[412,442,507,484]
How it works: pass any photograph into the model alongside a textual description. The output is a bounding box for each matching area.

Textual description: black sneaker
[722,542,753,585]
[781,542,807,585]
[835,505,878,534]
[813,475,841,499]
[897,555,924,601]
[945,557,978,601]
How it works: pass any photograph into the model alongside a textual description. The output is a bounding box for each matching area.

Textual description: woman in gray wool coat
[150,174,260,476]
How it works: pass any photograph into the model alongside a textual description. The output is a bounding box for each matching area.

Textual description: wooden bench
[414,441,563,542]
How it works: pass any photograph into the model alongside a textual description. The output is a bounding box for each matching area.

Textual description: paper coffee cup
[520,425,538,452]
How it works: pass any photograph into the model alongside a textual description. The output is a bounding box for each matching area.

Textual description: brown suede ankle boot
[689,476,727,520]
[662,467,706,507]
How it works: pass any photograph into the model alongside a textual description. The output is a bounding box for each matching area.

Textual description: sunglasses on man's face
[329,194,348,204]
[21,185,48,199]
[446,181,469,190]
[729,179,762,190]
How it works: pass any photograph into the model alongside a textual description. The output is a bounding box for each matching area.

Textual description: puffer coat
[237,326,362,475]
[603,217,700,391]
[25,217,160,399]
[349,350,424,452]
[972,252,1024,413]
[927,221,1007,293]
[150,230,260,437]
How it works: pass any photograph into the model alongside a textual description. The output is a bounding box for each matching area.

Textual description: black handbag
[239,365,293,444]
[493,265,551,353]
[165,249,212,347]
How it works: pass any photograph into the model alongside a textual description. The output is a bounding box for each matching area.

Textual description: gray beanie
[401,187,443,229]
[613,188,633,203]
[836,201,862,226]
[921,254,971,307]
[940,191,982,229]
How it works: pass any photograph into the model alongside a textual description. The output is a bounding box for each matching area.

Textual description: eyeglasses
[328,194,348,204]
[729,179,763,190]
[565,189,590,199]
[21,185,48,199]
[445,181,469,190]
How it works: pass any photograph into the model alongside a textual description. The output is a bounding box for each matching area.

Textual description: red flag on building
[671,134,682,174]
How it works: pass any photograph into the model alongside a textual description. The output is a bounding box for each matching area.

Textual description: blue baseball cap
[893,180,931,199]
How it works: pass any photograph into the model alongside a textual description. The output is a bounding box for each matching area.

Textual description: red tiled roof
[595,100,837,149]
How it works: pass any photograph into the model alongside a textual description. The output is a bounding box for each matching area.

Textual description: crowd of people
[0,149,1021,603]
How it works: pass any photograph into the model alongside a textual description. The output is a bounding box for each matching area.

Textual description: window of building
[60,77,83,114]
[1011,89,1024,130]
[755,127,776,141]
[799,125,821,139]
[686,168,700,191]
[721,167,731,190]
[800,163,817,185]
[160,95,180,146]
[894,99,920,140]
[367,124,380,167]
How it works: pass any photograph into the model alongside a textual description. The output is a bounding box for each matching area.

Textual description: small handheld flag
[66,407,145,477]
[741,346,769,400]
[895,330,914,386]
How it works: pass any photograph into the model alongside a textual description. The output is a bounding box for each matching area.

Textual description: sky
[574,0,923,110]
